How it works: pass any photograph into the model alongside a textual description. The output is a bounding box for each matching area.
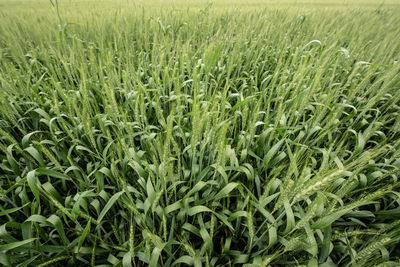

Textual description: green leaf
[36,168,71,181]
[122,252,132,267]
[0,203,29,216]
[312,201,374,229]
[97,191,124,223]
[172,255,194,266]
[319,226,332,263]
[47,215,69,245]
[264,139,285,169]
[77,220,91,253]
[27,170,41,205]
[0,238,36,252]
[214,182,239,200]
[24,146,45,167]
[187,206,233,231]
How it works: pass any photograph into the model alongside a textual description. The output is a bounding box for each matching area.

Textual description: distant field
[1,0,400,11]
[0,0,400,266]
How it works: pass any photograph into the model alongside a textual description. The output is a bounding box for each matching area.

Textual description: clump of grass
[1,0,400,266]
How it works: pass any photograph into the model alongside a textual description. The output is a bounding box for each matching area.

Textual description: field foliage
[0,0,400,266]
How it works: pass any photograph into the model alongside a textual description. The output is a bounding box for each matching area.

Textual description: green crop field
[0,0,400,266]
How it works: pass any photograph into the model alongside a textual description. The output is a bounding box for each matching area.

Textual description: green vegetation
[0,0,400,266]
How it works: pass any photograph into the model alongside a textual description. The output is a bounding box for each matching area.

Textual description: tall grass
[0,0,400,266]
